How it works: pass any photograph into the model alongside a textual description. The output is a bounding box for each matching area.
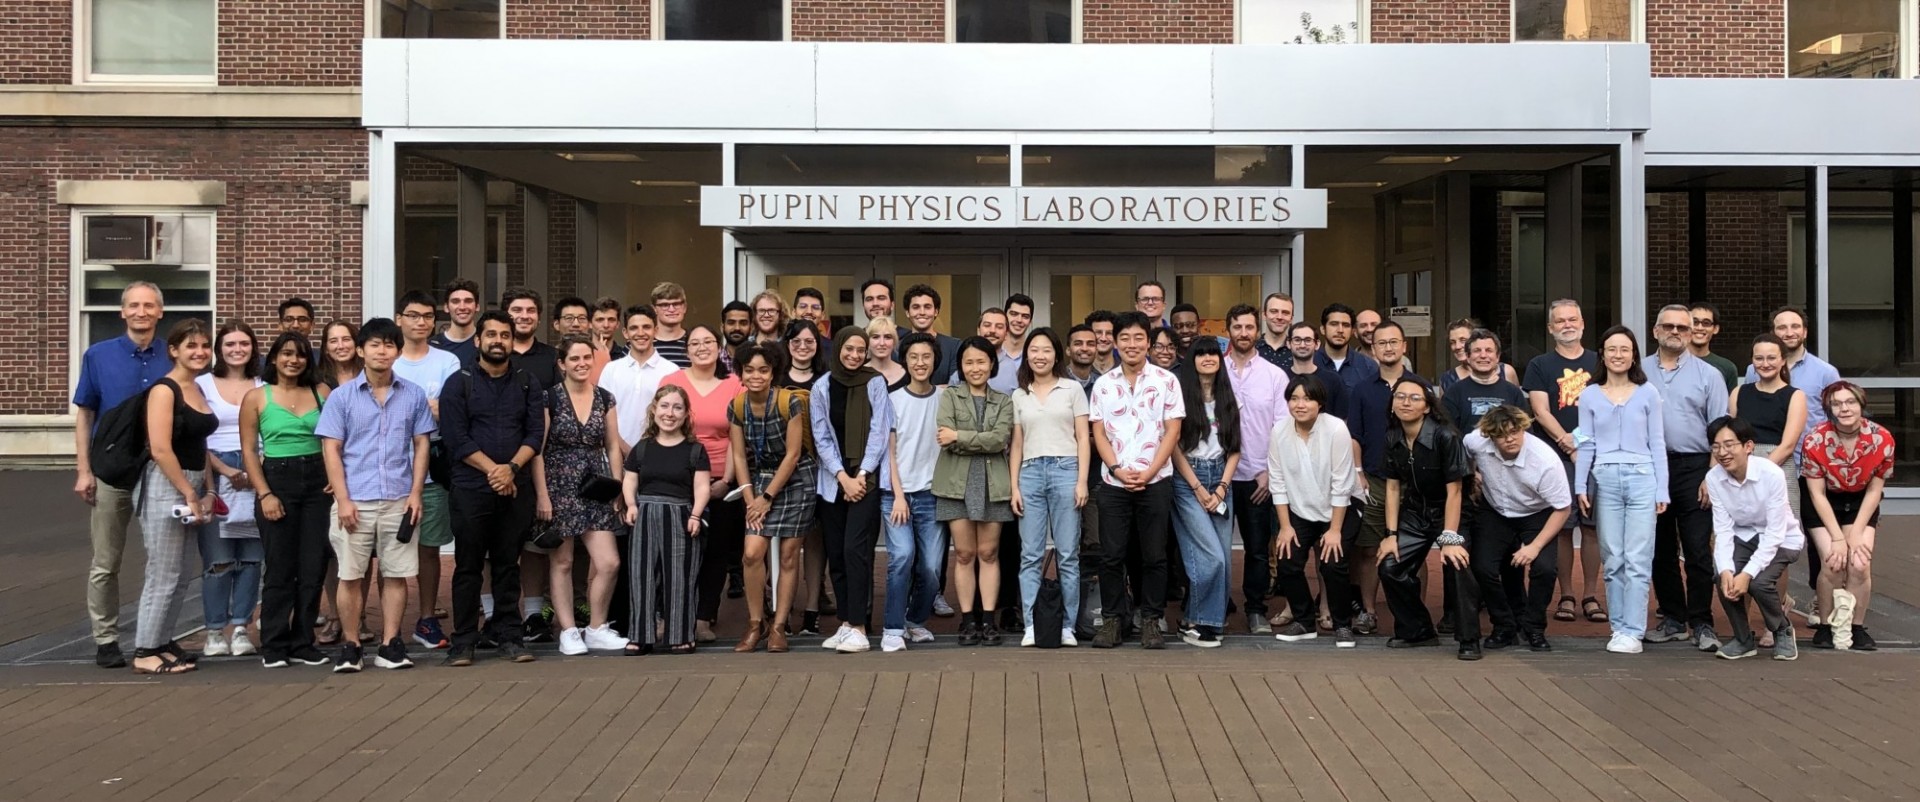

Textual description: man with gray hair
[1521,299,1603,629]
[1644,304,1731,651]
[72,281,174,668]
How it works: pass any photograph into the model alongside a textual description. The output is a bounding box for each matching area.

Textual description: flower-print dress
[546,384,621,537]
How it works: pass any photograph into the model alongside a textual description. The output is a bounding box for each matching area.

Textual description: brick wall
[0,0,70,84]
[1647,0,1784,77]
[1646,192,1691,310]
[791,0,943,41]
[507,1,651,38]
[0,125,363,415]
[1369,0,1508,43]
[220,0,362,86]
[1082,0,1232,43]
[1641,190,1790,345]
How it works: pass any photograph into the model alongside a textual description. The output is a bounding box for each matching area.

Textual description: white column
[363,131,397,322]
[1813,165,1831,357]
[1615,134,1647,333]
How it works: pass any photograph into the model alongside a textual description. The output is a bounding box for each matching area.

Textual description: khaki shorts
[330,498,419,579]
[1357,475,1388,550]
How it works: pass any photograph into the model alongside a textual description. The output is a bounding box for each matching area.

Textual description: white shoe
[230,630,257,656]
[558,627,588,655]
[933,594,955,617]
[204,632,230,657]
[907,626,936,643]
[1021,626,1036,647]
[583,624,626,651]
[822,624,853,649]
[835,630,871,653]
[881,630,907,652]
[1607,633,1644,654]
[1061,628,1078,647]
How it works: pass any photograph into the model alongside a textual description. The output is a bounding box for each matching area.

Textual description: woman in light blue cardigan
[810,327,895,654]
[1575,325,1669,654]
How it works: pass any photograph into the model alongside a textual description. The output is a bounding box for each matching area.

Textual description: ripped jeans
[200,449,263,629]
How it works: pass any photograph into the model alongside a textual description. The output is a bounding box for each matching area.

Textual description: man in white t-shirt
[880,333,946,652]
[392,290,465,651]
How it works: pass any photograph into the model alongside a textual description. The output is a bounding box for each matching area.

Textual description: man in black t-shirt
[1520,299,1603,623]
[1444,329,1529,433]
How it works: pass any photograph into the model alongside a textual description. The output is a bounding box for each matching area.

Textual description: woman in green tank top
[239,332,334,667]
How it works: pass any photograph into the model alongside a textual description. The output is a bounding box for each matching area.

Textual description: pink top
[660,371,741,479]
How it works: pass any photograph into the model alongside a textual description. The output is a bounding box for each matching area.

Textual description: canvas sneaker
[558,627,588,656]
[1607,633,1644,654]
[1274,622,1317,642]
[822,624,853,650]
[881,631,907,652]
[835,630,872,653]
[204,632,230,657]
[1060,628,1078,647]
[583,624,627,651]
[906,626,936,643]
[230,630,257,656]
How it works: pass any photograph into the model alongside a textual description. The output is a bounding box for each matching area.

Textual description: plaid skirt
[750,464,817,539]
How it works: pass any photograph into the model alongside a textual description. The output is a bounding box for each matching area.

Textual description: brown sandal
[1554,596,1578,622]
[1582,597,1607,623]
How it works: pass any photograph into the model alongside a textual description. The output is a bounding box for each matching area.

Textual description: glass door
[738,252,875,337]
[1167,254,1286,342]
[1026,254,1156,332]
[882,252,1004,337]
[1027,251,1286,334]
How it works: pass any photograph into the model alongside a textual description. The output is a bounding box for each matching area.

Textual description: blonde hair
[866,315,896,339]
[643,384,693,442]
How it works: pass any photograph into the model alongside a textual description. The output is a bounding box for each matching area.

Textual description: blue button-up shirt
[314,374,435,502]
[1645,351,1729,455]
[1352,369,1427,478]
[73,334,173,425]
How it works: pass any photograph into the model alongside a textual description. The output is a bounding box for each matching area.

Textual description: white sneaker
[204,632,230,657]
[230,630,257,656]
[933,594,955,617]
[583,624,626,651]
[1607,633,1644,654]
[881,630,907,652]
[822,624,853,649]
[907,626,936,643]
[1061,628,1078,647]
[558,628,588,656]
[835,630,872,653]
[1021,626,1036,647]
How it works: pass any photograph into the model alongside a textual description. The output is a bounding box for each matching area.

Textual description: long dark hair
[1017,327,1067,390]
[1597,325,1648,385]
[212,319,261,380]
[1390,375,1451,431]
[782,319,826,377]
[262,330,320,388]
[1176,337,1241,455]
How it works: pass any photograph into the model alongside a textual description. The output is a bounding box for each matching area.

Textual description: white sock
[523,595,546,618]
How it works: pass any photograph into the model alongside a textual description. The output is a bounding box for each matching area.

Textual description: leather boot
[766,621,790,653]
[735,620,765,653]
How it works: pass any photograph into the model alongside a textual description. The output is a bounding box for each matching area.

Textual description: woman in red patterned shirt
[1800,381,1893,650]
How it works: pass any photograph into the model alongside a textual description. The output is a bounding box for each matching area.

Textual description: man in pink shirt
[1223,303,1289,634]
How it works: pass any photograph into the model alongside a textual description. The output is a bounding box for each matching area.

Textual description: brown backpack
[729,387,814,461]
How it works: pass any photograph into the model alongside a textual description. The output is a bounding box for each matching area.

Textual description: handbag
[576,472,621,503]
[1031,549,1067,649]
[529,519,563,550]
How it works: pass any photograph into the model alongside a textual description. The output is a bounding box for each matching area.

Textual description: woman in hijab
[808,327,895,653]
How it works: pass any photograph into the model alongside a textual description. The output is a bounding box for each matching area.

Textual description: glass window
[378,0,501,38]
[665,0,783,41]
[1048,274,1138,333]
[954,0,1073,43]
[1852,388,1920,488]
[1513,0,1634,42]
[893,273,982,336]
[1239,0,1360,44]
[1790,211,1920,377]
[1788,0,1902,78]
[1022,146,1292,187]
[736,145,1011,186]
[76,212,214,353]
[87,0,216,80]
[399,213,504,310]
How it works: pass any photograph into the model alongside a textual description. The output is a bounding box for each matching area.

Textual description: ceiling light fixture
[1375,155,1461,165]
[630,180,702,188]
[974,155,1053,166]
[1320,181,1388,189]
[554,152,647,163]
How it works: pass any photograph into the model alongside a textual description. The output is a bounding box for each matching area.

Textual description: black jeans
[820,490,881,629]
[1380,520,1444,641]
[450,485,535,647]
[257,454,331,656]
[1232,480,1279,618]
[1458,506,1560,640]
[1653,454,1714,629]
[1096,480,1172,621]
[1275,511,1355,629]
[695,497,746,622]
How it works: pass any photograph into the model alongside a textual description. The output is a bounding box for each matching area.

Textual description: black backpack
[1031,550,1067,649]
[90,388,156,491]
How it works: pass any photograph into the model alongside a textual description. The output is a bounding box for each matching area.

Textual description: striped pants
[630,495,701,646]
[135,464,206,650]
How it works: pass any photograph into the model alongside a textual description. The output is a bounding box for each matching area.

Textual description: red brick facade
[1368,0,1509,44]
[0,126,363,413]
[220,0,363,86]
[1647,0,1785,77]
[507,1,652,39]
[791,0,944,42]
[0,0,71,84]
[1642,191,1790,342]
[1082,0,1233,43]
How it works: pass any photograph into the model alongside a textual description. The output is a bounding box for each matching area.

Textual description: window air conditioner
[84,214,184,265]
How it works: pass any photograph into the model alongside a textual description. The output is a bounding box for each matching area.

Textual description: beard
[480,347,510,365]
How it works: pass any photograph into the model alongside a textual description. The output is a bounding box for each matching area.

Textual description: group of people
[71,273,1889,674]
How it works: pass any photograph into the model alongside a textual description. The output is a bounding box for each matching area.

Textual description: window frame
[1783,0,1920,79]
[1233,0,1369,45]
[69,207,218,387]
[652,0,792,41]
[74,0,219,85]
[946,0,1082,44]
[1508,0,1644,44]
[363,0,507,39]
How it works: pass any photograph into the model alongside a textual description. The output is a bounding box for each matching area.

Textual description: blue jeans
[200,449,263,628]
[1593,462,1658,639]
[1016,457,1082,628]
[1169,456,1232,628]
[883,489,941,631]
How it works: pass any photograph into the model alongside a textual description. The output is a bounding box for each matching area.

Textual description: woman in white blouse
[1009,328,1090,647]
[1266,374,1360,648]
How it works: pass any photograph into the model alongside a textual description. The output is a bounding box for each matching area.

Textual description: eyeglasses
[653,299,685,309]
[755,309,779,316]
[1150,343,1176,351]
[1287,337,1318,345]
[1391,393,1426,403]
[559,314,590,323]
[1657,323,1691,332]
[1709,441,1745,453]
[398,312,435,322]
[1692,318,1717,328]
[1373,338,1404,348]
[280,315,312,324]
[1137,296,1165,304]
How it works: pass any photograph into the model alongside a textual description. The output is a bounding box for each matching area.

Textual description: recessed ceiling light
[1320,181,1388,189]
[1375,155,1460,165]
[630,180,701,187]
[975,155,1052,165]
[555,152,647,163]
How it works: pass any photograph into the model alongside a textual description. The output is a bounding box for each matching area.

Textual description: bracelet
[257,491,277,501]
[1437,529,1466,547]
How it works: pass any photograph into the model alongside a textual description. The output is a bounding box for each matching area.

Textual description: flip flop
[1554,596,1578,622]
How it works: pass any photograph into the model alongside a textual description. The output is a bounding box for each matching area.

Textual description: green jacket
[931,385,1014,502]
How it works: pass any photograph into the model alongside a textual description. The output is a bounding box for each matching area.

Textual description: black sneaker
[1483,632,1518,651]
[443,645,475,667]
[289,645,331,666]
[800,611,821,636]
[1182,626,1222,648]
[727,566,745,599]
[260,652,290,669]
[980,621,1003,646]
[1436,615,1457,635]
[1387,636,1441,648]
[1851,626,1878,652]
[1458,642,1483,661]
[522,612,554,644]
[957,621,980,647]
[96,642,127,669]
[1525,632,1552,652]
[499,641,537,663]
[375,637,414,670]
[333,643,364,674]
[1810,625,1835,649]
